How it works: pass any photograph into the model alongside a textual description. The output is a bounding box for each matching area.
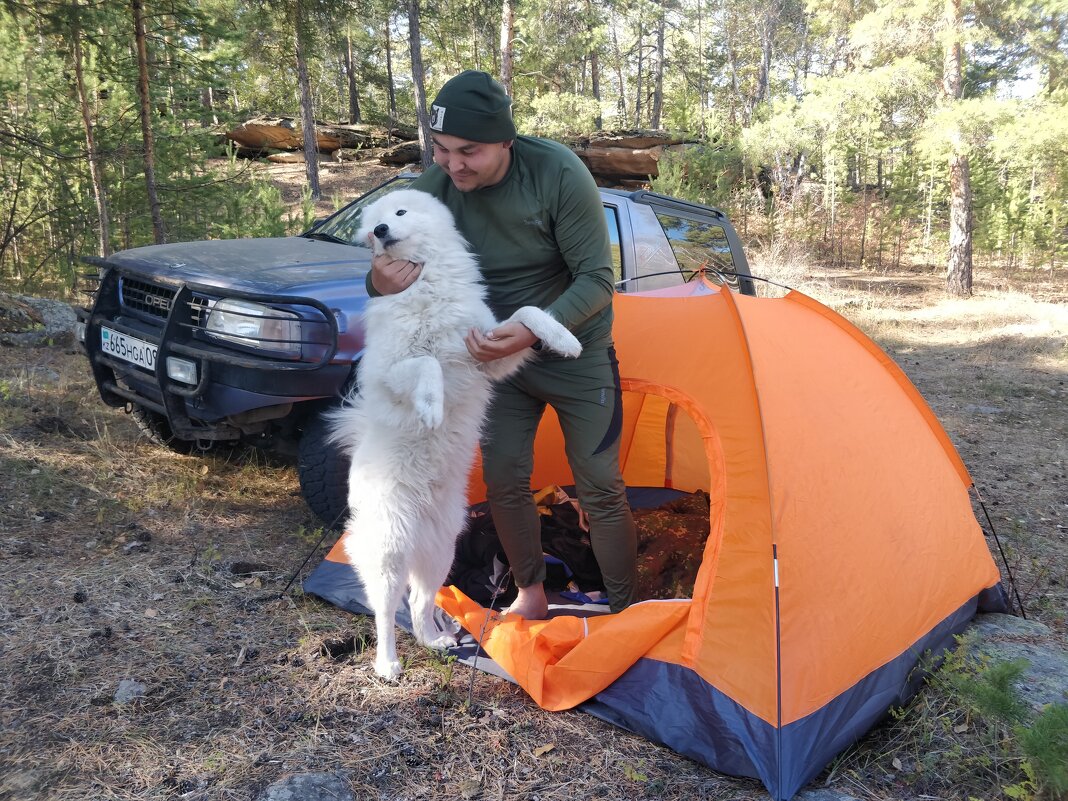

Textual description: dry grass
[0,345,769,801]
[1,169,1065,799]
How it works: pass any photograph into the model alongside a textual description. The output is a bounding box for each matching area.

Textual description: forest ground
[0,159,1065,801]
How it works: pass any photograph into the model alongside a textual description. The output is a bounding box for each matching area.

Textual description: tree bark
[499,0,515,96]
[294,0,321,200]
[649,1,664,129]
[385,16,398,121]
[943,0,973,297]
[408,0,433,169]
[589,5,602,130]
[753,0,782,116]
[611,22,627,123]
[131,0,165,244]
[72,29,111,258]
[345,31,361,124]
[634,8,644,127]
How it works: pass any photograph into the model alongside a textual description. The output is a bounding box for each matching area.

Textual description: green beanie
[429,70,517,143]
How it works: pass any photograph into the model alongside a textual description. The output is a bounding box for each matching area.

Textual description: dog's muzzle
[373,223,399,249]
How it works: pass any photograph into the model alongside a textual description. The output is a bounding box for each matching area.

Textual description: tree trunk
[725,13,742,126]
[408,0,433,169]
[611,23,627,123]
[72,30,111,258]
[697,0,706,136]
[294,0,321,200]
[753,1,782,115]
[946,153,973,294]
[199,33,218,127]
[649,1,664,129]
[385,15,398,123]
[131,0,165,244]
[942,0,972,297]
[634,31,644,126]
[591,50,602,130]
[345,32,361,124]
[499,0,515,96]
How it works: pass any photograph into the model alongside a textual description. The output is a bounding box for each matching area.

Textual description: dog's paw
[539,326,582,359]
[426,633,458,650]
[374,656,403,679]
[415,396,444,429]
[508,307,582,358]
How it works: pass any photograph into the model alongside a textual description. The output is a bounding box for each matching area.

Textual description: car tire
[130,405,200,455]
[298,410,349,529]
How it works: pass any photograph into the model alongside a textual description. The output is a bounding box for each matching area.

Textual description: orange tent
[306,278,1006,799]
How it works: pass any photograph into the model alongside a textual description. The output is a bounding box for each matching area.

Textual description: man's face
[431,133,512,192]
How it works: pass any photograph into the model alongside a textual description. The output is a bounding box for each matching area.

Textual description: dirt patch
[1,164,1065,800]
[238,157,405,215]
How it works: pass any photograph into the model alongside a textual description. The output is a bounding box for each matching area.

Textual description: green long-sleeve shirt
[368,136,615,352]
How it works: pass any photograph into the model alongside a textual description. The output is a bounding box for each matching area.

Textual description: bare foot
[504,583,549,620]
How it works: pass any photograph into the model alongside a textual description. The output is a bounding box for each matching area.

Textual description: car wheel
[297,410,349,528]
[130,405,201,455]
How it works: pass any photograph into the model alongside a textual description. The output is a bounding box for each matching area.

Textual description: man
[367,70,636,618]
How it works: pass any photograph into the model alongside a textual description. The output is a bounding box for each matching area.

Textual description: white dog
[329,189,582,679]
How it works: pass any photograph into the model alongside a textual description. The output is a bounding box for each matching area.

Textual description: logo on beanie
[430,104,446,131]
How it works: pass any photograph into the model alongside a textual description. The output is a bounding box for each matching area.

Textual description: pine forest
[1,0,1066,297]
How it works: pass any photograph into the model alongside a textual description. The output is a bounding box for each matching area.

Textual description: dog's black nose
[373,223,390,239]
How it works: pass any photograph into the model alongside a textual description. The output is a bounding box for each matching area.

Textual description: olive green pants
[480,347,637,613]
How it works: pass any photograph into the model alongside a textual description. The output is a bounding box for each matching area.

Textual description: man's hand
[465,322,538,362]
[368,239,422,295]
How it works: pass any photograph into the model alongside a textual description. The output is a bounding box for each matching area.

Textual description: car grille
[119,277,211,325]
[120,277,175,319]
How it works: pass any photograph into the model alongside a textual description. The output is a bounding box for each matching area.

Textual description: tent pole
[278,519,343,599]
[972,485,1027,619]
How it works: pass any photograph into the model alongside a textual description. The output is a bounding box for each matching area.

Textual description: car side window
[654,213,735,279]
[604,205,623,284]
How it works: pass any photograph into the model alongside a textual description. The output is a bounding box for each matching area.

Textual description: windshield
[304,175,416,246]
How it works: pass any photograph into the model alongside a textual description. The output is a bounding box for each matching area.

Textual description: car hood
[106,236,370,296]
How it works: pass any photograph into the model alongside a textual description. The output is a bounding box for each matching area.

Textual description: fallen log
[570,129,698,179]
[226,116,417,154]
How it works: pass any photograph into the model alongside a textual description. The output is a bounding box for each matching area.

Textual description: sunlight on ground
[805,281,1068,370]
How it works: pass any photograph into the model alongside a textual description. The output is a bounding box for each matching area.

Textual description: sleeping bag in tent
[304,277,1007,801]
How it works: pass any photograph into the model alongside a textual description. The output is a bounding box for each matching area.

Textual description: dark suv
[77,174,753,524]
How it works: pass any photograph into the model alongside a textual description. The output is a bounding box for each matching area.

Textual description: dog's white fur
[329,189,581,679]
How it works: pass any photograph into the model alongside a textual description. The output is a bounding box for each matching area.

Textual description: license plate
[100,326,158,371]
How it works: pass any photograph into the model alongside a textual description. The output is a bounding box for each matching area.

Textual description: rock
[796,790,862,801]
[0,294,42,332]
[114,679,147,703]
[0,293,77,347]
[255,772,353,801]
[967,613,1068,710]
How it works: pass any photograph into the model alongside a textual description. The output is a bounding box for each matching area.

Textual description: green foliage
[928,638,1068,800]
[650,142,745,210]
[1,0,1066,289]
[519,93,604,139]
[940,654,1031,724]
[1017,703,1068,798]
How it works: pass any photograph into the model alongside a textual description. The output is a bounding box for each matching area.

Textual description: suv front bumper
[79,264,348,441]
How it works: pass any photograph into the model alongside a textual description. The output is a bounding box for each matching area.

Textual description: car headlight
[205,299,301,355]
